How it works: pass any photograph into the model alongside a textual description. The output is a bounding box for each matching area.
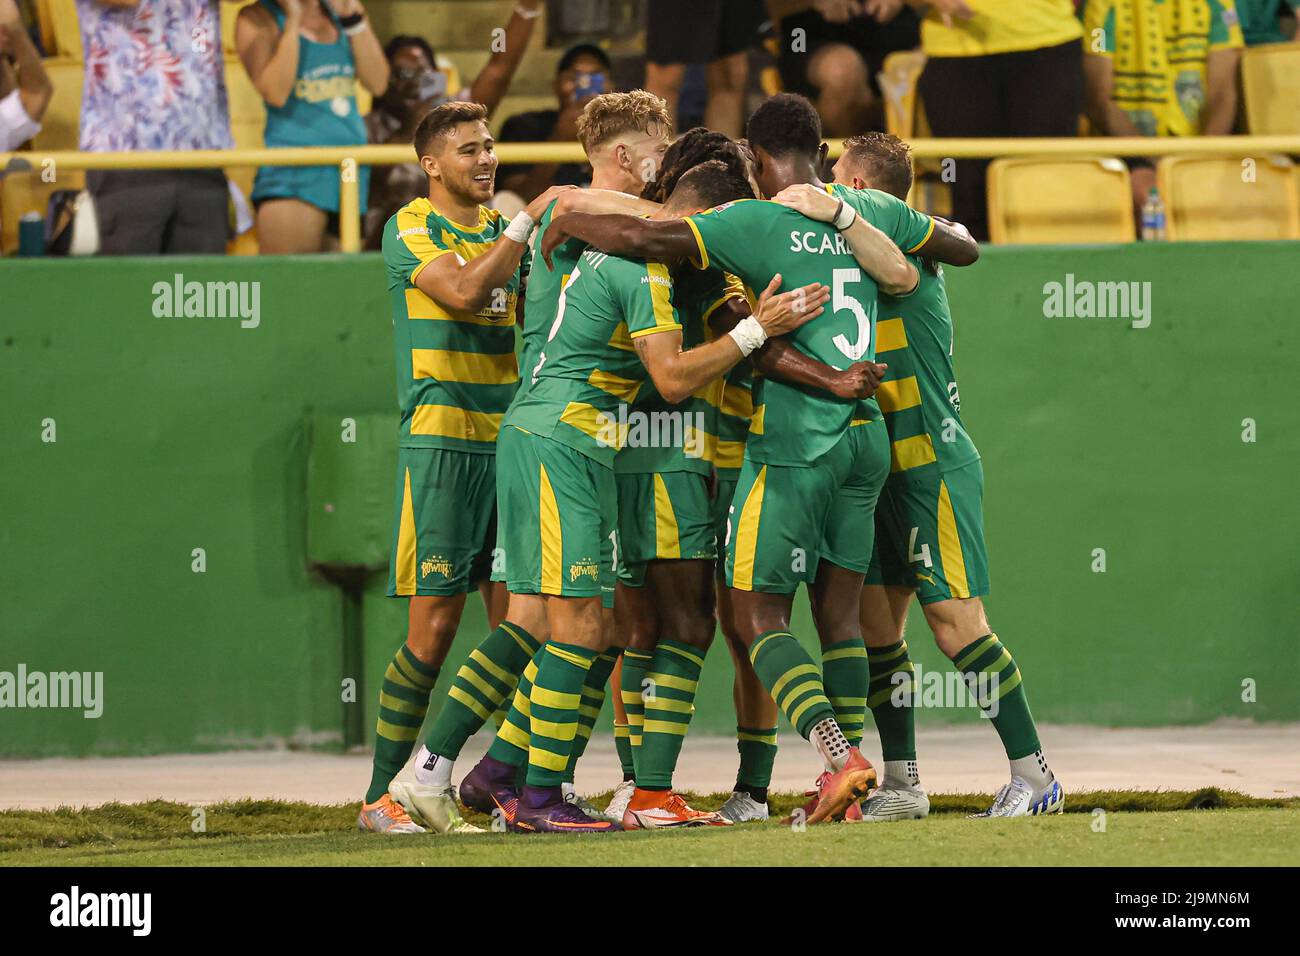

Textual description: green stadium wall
[1,243,1296,758]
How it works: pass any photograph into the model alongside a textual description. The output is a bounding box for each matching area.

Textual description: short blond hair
[575,90,670,154]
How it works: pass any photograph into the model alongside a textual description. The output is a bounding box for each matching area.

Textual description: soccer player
[540,93,979,823]
[457,160,829,833]
[385,91,673,832]
[827,132,1064,819]
[358,101,572,835]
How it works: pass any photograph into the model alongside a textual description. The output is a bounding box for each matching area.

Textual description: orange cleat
[623,788,733,829]
[807,748,876,825]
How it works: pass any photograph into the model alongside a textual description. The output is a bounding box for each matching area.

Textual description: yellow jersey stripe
[411,405,503,442]
[905,216,935,254]
[731,465,767,590]
[539,462,563,595]
[721,385,754,420]
[749,404,765,435]
[653,473,681,559]
[937,477,971,599]
[712,438,746,470]
[876,375,922,413]
[404,287,517,327]
[559,401,625,449]
[876,317,908,354]
[411,348,518,385]
[587,368,642,402]
[394,467,417,595]
[684,216,709,269]
[607,321,636,352]
[891,433,937,472]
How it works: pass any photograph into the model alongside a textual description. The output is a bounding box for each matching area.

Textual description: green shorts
[711,474,739,577]
[615,470,716,587]
[496,425,616,601]
[387,446,496,597]
[725,421,890,593]
[865,459,990,604]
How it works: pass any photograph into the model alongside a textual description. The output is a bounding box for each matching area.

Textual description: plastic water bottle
[1140,187,1166,241]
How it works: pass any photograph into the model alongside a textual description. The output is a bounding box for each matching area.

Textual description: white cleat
[602,780,636,824]
[357,794,426,834]
[856,785,930,822]
[716,790,770,823]
[389,762,484,834]
[970,775,1065,818]
[563,789,605,819]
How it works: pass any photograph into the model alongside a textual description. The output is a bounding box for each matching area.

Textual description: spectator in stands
[0,0,51,152]
[1082,0,1244,214]
[644,0,763,137]
[776,0,921,136]
[1224,0,1295,45]
[913,0,1084,240]
[493,43,613,205]
[237,0,388,254]
[363,0,543,249]
[76,0,234,254]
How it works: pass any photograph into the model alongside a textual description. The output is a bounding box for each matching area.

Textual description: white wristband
[832,199,857,231]
[504,211,535,244]
[727,315,769,357]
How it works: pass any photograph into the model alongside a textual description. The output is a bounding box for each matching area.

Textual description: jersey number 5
[830,267,872,362]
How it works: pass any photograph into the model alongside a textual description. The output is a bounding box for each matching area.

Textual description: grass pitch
[3,790,1295,867]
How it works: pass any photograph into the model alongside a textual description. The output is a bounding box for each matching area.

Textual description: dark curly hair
[640,127,752,203]
[745,93,822,161]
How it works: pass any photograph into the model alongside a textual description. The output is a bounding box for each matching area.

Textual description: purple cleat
[512,786,622,834]
[459,755,521,826]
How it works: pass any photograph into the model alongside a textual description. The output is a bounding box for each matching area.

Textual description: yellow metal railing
[4,136,1300,252]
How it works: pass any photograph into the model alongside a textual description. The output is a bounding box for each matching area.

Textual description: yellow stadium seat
[878,49,925,140]
[44,0,82,59]
[32,58,84,150]
[986,157,1134,244]
[1241,42,1300,135]
[1157,155,1299,241]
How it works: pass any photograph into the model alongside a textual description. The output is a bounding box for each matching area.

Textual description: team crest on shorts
[420,554,454,579]
[568,559,599,583]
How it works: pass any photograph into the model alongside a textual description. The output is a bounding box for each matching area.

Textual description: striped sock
[748,630,835,739]
[563,649,618,783]
[636,640,705,790]
[364,644,439,804]
[619,648,653,778]
[822,637,868,747]
[485,647,544,768]
[423,622,540,761]
[867,639,917,761]
[952,633,1041,760]
[525,641,598,788]
[614,722,635,780]
[735,724,777,797]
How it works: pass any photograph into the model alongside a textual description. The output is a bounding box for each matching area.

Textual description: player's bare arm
[542,213,695,268]
[708,298,886,400]
[553,188,662,218]
[633,274,828,403]
[416,184,574,311]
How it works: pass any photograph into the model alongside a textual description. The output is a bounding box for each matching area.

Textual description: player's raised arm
[552,188,662,219]
[708,296,886,400]
[635,273,828,404]
[417,187,573,312]
[772,183,919,296]
[542,212,695,268]
[916,216,979,267]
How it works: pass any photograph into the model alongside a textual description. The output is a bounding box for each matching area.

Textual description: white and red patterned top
[76,0,234,152]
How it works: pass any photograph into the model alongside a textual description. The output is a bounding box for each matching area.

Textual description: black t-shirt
[497,109,591,190]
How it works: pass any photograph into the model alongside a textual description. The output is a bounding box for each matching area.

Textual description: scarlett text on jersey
[0,665,103,718]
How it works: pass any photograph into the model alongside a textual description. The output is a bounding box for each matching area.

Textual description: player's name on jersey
[788,229,856,256]
[593,405,707,456]
[1041,273,1152,329]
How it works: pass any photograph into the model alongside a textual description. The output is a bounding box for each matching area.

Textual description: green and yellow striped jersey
[695,273,754,480]
[506,248,684,468]
[382,197,527,453]
[685,186,934,466]
[876,257,980,477]
[518,199,583,390]
[614,265,747,476]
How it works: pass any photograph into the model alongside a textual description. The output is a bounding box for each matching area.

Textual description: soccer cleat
[603,779,636,823]
[356,794,427,834]
[458,755,522,828]
[970,775,1065,818]
[563,789,605,819]
[388,764,483,834]
[513,787,622,834]
[856,785,930,822]
[804,748,876,826]
[788,770,864,824]
[623,789,732,829]
[716,790,769,823]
